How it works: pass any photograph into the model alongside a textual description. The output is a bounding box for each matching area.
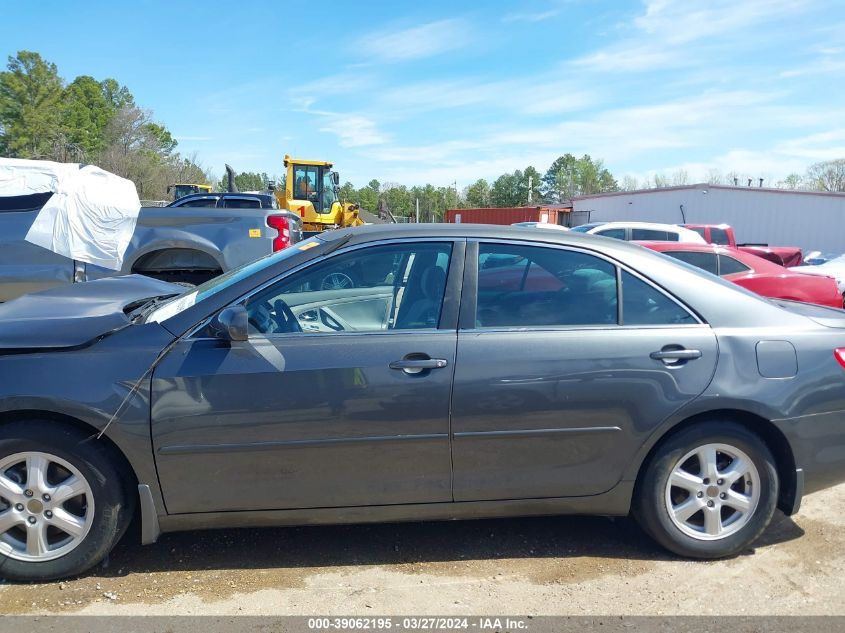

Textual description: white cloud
[573,0,812,72]
[380,77,594,116]
[318,113,388,148]
[502,9,560,23]
[773,129,845,161]
[356,19,473,63]
[357,87,840,186]
[485,90,776,159]
[781,58,845,78]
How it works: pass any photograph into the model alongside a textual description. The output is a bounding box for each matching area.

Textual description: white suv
[570,221,707,243]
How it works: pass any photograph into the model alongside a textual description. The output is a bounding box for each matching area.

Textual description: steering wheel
[320,272,355,290]
[273,299,302,333]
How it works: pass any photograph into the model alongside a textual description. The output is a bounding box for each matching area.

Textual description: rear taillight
[267,215,291,251]
[834,348,845,370]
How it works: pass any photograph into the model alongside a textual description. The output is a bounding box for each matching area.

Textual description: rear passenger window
[177,198,218,208]
[222,198,262,209]
[710,227,731,245]
[632,228,678,241]
[665,251,719,275]
[476,244,617,328]
[621,271,696,325]
[595,228,626,240]
[718,255,751,276]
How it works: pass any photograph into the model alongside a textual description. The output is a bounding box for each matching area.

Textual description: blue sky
[3,0,844,187]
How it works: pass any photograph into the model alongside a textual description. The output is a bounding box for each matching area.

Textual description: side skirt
[156,481,635,535]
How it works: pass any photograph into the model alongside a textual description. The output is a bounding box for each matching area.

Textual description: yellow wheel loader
[167,183,212,201]
[277,155,364,234]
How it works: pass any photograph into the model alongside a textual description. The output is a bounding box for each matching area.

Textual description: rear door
[0,195,74,301]
[450,240,718,501]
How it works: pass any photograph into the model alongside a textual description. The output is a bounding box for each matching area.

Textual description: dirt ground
[1,483,843,616]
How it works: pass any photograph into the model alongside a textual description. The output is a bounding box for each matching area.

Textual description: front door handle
[650,348,702,363]
[389,359,448,371]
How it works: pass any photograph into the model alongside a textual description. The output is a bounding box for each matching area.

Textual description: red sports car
[638,242,843,308]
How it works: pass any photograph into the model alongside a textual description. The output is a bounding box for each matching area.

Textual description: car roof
[592,221,688,231]
[636,241,724,253]
[636,241,793,273]
[176,192,273,201]
[320,222,640,250]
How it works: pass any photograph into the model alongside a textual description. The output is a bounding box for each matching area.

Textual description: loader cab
[289,162,339,214]
[168,183,213,201]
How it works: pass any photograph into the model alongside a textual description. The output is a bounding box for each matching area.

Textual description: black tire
[633,420,778,559]
[0,420,134,581]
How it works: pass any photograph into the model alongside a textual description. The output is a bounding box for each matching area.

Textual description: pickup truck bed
[0,194,302,302]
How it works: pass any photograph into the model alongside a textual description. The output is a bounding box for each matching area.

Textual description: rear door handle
[650,349,702,362]
[389,359,449,370]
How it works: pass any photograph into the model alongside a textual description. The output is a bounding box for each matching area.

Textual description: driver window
[293,166,319,204]
[245,242,453,335]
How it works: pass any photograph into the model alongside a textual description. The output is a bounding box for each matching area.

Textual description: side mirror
[210,305,249,342]
[331,171,340,186]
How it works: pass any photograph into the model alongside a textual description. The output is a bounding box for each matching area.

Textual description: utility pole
[415,198,420,223]
[528,175,533,204]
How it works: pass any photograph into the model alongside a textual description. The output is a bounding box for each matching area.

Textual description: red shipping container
[445,206,570,226]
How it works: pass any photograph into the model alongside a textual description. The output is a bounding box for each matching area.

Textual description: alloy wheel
[0,451,94,562]
[664,442,760,541]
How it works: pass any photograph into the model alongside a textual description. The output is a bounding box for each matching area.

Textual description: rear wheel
[0,421,133,580]
[633,421,778,558]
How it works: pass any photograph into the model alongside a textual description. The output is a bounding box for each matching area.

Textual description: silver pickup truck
[0,191,302,302]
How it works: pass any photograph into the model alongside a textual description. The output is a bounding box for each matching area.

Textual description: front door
[451,241,718,501]
[151,240,461,514]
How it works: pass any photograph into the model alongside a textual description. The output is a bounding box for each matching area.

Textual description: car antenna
[322,233,353,255]
[96,336,183,440]
[98,234,354,440]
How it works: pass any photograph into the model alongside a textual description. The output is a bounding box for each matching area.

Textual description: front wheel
[633,421,778,558]
[0,421,133,581]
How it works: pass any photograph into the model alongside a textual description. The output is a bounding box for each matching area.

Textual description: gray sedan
[1,224,845,581]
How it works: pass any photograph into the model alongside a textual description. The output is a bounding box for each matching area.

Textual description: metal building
[572,184,845,252]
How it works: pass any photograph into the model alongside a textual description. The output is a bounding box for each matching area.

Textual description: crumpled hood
[0,275,182,350]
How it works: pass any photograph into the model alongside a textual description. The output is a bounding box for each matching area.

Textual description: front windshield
[570,223,602,233]
[321,171,338,212]
[146,237,324,323]
[820,255,845,267]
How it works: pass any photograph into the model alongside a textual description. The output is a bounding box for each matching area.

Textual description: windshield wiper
[127,295,178,322]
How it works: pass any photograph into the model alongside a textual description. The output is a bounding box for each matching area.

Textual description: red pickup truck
[681,224,803,267]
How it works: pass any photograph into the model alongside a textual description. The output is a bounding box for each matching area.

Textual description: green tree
[353,181,379,212]
[143,122,176,155]
[490,171,522,207]
[518,166,542,204]
[380,183,412,218]
[0,50,64,158]
[541,154,618,202]
[216,171,268,192]
[61,75,116,158]
[100,78,134,110]
[463,178,491,208]
[338,181,356,201]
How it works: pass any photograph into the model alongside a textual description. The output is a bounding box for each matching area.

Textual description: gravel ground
[1,483,843,616]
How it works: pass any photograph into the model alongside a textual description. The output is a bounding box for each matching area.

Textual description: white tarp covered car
[0,157,140,270]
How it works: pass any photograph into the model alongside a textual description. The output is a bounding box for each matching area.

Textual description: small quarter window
[621,271,696,325]
[665,251,719,275]
[718,255,751,276]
